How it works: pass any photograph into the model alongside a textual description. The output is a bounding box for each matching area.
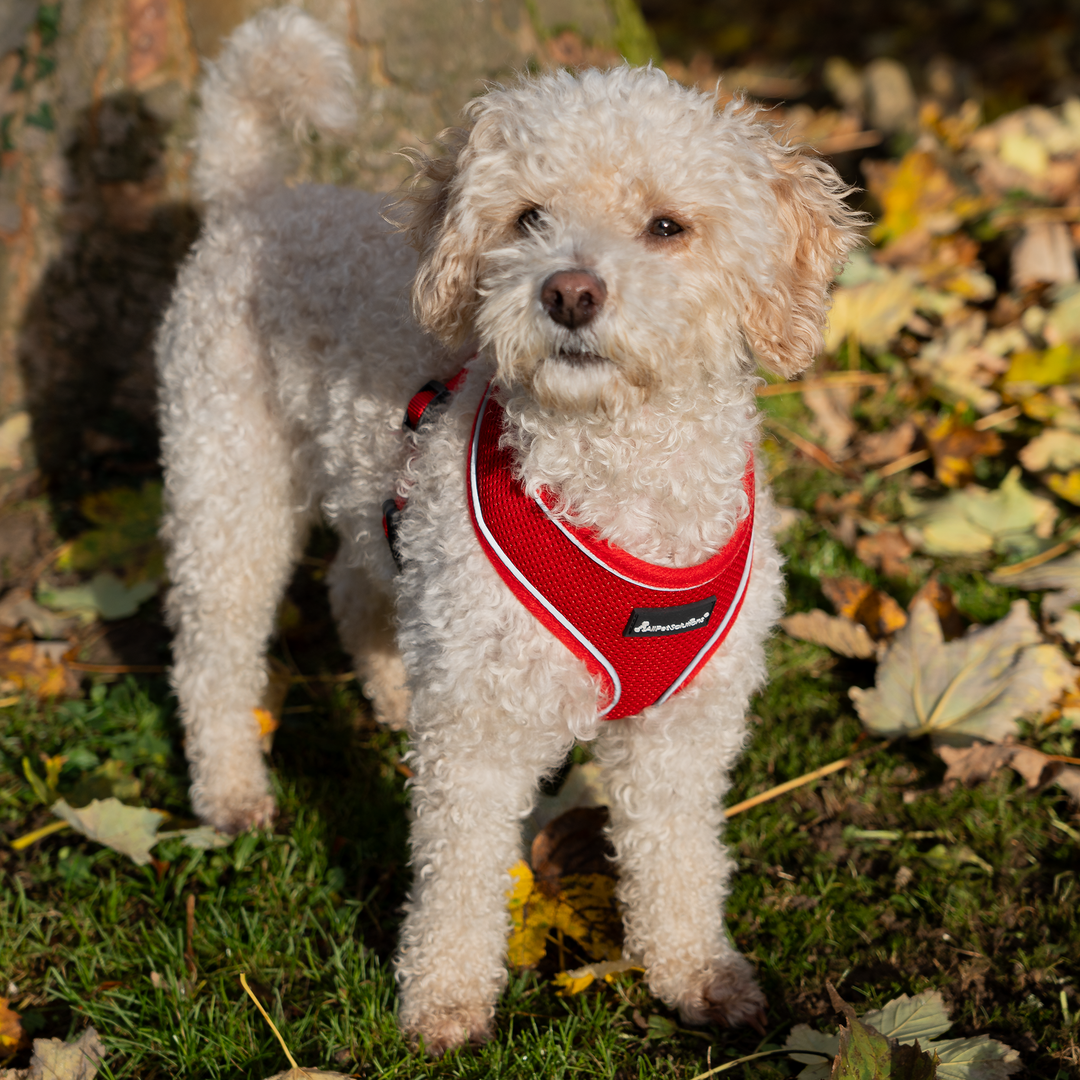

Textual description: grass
[2,466,1080,1078]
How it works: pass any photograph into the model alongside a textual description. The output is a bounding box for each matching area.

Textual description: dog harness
[387,374,755,721]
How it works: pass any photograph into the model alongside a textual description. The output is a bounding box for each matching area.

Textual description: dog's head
[404,67,862,414]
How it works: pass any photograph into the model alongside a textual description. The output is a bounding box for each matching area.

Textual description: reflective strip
[653,528,755,707]
[470,383,623,717]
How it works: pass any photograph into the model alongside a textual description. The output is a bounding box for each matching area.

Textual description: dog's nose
[541,270,607,330]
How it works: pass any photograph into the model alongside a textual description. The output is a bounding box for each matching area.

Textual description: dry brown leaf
[923,413,1004,488]
[530,806,613,898]
[0,631,79,700]
[804,384,858,455]
[1018,428,1080,473]
[856,420,917,466]
[856,529,915,579]
[937,742,1016,785]
[909,578,967,641]
[939,742,1080,802]
[0,999,28,1055]
[21,1028,105,1080]
[780,610,878,659]
[822,576,908,638]
[851,599,1077,744]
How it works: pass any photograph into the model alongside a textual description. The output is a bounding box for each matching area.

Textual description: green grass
[2,495,1079,1078]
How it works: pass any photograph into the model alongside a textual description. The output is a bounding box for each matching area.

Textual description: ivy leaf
[850,599,1076,745]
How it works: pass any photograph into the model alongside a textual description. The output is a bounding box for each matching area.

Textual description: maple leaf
[902,467,1057,557]
[850,599,1076,745]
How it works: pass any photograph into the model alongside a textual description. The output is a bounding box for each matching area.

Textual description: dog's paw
[403,1005,493,1057]
[192,775,276,835]
[672,954,768,1033]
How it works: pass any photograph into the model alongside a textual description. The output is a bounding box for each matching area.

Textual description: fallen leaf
[506,859,621,971]
[922,842,993,873]
[0,634,79,700]
[822,577,908,638]
[857,421,917,467]
[864,150,985,249]
[909,578,966,640]
[37,573,159,622]
[828,984,936,1080]
[24,1028,105,1080]
[824,271,921,353]
[49,798,232,866]
[552,958,642,996]
[0,999,28,1054]
[1046,470,1080,505]
[58,483,164,583]
[988,548,1080,590]
[1019,428,1080,473]
[924,413,1004,488]
[909,312,1011,415]
[0,589,79,639]
[530,807,613,897]
[931,1036,1022,1080]
[780,610,878,659]
[938,742,1080,802]
[903,467,1057,557]
[856,530,915,580]
[862,990,951,1045]
[804,384,858,455]
[850,599,1077,744]
[1011,221,1080,289]
[785,986,1021,1080]
[1004,342,1080,392]
[264,1072,350,1079]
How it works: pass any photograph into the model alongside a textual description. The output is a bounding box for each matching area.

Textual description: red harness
[388,375,755,721]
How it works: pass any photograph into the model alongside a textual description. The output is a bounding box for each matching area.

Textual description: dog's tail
[193,7,356,204]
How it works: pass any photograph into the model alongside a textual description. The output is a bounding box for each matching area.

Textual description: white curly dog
[157,7,859,1054]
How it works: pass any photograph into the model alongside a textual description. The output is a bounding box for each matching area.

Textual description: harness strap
[384,367,470,566]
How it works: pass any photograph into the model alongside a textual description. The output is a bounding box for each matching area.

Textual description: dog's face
[407,67,860,415]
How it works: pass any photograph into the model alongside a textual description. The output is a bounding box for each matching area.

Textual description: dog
[156,7,860,1054]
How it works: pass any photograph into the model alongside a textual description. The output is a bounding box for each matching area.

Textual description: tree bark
[0,0,655,499]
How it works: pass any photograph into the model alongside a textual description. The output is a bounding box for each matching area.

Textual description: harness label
[623,596,718,637]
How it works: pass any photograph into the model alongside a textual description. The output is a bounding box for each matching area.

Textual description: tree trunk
[0,0,655,501]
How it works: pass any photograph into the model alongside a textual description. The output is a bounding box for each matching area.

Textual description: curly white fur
[157,7,861,1055]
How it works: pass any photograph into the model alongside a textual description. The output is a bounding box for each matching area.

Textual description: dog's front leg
[395,708,571,1055]
[595,674,767,1032]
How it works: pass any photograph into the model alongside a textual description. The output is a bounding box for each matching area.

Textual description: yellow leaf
[253,708,279,737]
[1005,343,1080,390]
[866,151,985,247]
[506,861,558,968]
[1047,471,1080,505]
[505,862,622,970]
[553,970,596,995]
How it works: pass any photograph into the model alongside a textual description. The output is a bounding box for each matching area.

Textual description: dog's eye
[517,207,543,233]
[648,217,684,237]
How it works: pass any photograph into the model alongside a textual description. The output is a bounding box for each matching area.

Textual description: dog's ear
[400,128,479,347]
[742,147,863,379]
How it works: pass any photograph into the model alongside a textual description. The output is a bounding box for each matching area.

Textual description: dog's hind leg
[594,664,768,1032]
[327,557,409,730]
[160,314,310,834]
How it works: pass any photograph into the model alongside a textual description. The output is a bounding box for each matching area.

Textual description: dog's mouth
[552,349,608,367]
